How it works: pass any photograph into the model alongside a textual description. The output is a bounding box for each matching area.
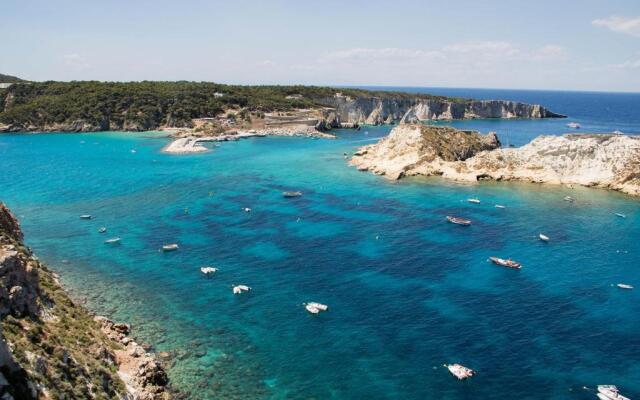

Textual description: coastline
[0,203,173,399]
[350,124,640,198]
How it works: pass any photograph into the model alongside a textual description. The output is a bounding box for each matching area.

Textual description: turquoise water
[1,90,640,399]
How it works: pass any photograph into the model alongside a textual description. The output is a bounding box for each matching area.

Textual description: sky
[2,0,640,92]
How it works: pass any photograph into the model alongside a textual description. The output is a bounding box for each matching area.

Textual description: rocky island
[350,124,640,197]
[0,203,171,399]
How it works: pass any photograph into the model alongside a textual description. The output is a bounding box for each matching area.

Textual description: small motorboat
[615,213,626,218]
[617,283,634,290]
[446,216,471,226]
[612,130,624,135]
[446,364,475,380]
[467,198,481,204]
[539,233,550,242]
[80,214,92,220]
[162,243,179,252]
[564,196,575,202]
[494,204,506,209]
[489,257,521,269]
[104,237,121,245]
[567,122,581,129]
[598,386,630,400]
[597,385,618,394]
[98,227,107,233]
[243,207,252,213]
[130,149,137,154]
[283,191,303,198]
[200,267,218,275]
[305,302,329,314]
[232,285,251,294]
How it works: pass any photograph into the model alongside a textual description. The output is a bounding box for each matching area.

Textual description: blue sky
[2,0,640,91]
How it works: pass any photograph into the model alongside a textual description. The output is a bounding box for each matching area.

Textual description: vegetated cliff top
[0,80,468,130]
[0,73,25,83]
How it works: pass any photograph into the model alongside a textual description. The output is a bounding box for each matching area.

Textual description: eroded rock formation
[350,125,640,196]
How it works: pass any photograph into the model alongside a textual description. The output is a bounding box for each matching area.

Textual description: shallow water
[1,90,640,399]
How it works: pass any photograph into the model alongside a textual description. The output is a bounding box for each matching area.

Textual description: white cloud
[257,60,277,67]
[592,16,640,37]
[63,53,90,70]
[614,59,640,69]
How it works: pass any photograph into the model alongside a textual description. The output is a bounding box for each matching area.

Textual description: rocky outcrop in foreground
[350,125,640,196]
[0,203,171,399]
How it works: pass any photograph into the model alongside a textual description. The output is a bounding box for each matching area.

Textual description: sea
[1,88,639,399]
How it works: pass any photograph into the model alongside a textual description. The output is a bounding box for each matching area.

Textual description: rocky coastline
[162,125,334,154]
[350,125,640,197]
[318,95,564,128]
[0,203,172,399]
[0,88,563,134]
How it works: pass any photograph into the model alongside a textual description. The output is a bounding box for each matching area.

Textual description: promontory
[350,124,640,197]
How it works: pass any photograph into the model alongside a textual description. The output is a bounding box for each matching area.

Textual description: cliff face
[320,95,563,128]
[350,126,640,196]
[350,125,501,179]
[0,203,170,399]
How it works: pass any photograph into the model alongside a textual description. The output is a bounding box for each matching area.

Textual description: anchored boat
[232,284,251,294]
[489,257,521,269]
[446,364,474,380]
[305,302,328,314]
[104,237,121,245]
[162,243,179,252]
[80,214,92,220]
[539,233,550,242]
[495,204,506,209]
[615,213,626,218]
[200,267,218,275]
[467,198,481,204]
[98,227,107,233]
[567,122,581,129]
[283,191,303,198]
[446,216,471,226]
[617,283,634,290]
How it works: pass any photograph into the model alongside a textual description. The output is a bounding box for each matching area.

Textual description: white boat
[162,243,179,252]
[612,130,624,135]
[567,122,581,129]
[494,204,506,209]
[305,302,329,314]
[104,237,121,244]
[489,257,521,269]
[232,285,251,294]
[615,213,626,218]
[467,198,481,204]
[598,387,630,400]
[98,227,107,233]
[617,283,634,290]
[539,233,550,242]
[446,364,474,380]
[283,191,303,198]
[597,385,618,393]
[79,214,92,220]
[243,207,252,213]
[200,267,218,275]
[564,196,575,202]
[446,216,472,226]
[130,149,137,154]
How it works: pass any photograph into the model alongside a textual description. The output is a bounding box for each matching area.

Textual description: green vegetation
[0,73,24,83]
[0,79,463,131]
[2,264,126,399]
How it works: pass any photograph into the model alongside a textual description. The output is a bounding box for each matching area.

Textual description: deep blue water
[362,86,640,146]
[1,89,639,399]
